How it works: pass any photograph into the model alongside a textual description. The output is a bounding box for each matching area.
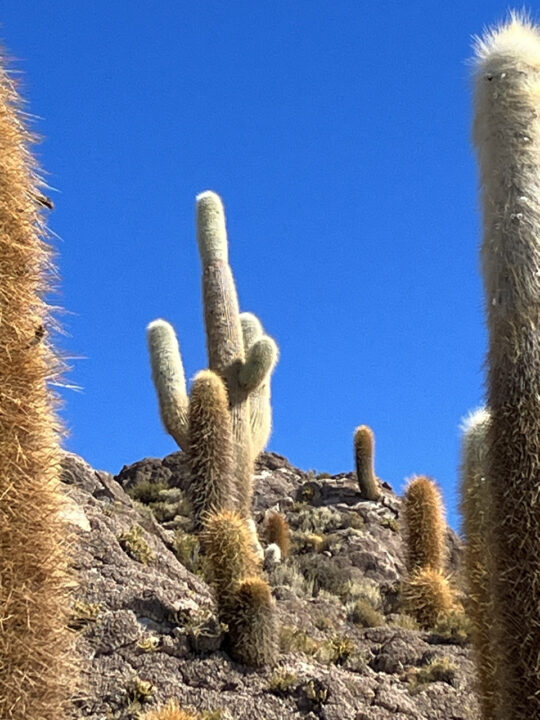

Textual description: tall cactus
[473,14,540,717]
[0,61,73,718]
[460,408,496,720]
[147,192,278,520]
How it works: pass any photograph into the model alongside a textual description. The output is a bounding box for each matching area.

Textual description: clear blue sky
[1,2,516,530]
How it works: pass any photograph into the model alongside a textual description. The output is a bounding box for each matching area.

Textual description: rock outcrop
[62,451,478,720]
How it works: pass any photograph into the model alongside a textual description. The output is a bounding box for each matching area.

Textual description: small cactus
[201,510,261,613]
[227,576,279,667]
[402,568,454,629]
[402,475,446,573]
[139,699,200,719]
[353,425,380,500]
[265,511,291,558]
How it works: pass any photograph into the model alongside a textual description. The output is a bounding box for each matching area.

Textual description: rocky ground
[61,450,479,720]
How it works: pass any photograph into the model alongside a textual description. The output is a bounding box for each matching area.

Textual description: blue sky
[1,2,517,530]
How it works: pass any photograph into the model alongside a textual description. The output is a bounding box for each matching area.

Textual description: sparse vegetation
[118,525,154,565]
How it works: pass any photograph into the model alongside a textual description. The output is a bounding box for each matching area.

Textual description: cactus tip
[473,12,540,68]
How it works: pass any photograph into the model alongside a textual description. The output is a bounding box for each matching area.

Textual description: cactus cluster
[147,192,279,666]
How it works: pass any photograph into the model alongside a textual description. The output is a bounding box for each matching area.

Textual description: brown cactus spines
[147,319,189,450]
[140,700,201,720]
[201,510,261,611]
[240,312,279,458]
[196,191,254,515]
[0,62,73,718]
[353,425,380,501]
[473,15,540,716]
[460,408,496,720]
[187,370,235,530]
[265,511,291,558]
[402,568,454,629]
[403,475,446,573]
[227,576,279,667]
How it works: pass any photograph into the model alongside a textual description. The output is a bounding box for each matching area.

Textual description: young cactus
[473,14,540,717]
[353,425,380,500]
[460,408,496,720]
[140,700,201,720]
[201,510,279,667]
[0,61,73,718]
[402,475,446,573]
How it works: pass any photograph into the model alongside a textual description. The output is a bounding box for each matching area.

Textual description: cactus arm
[147,319,189,450]
[239,336,278,393]
[240,312,279,457]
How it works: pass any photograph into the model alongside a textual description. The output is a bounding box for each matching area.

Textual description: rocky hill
[61,450,478,720]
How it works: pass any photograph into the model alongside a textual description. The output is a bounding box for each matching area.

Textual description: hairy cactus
[460,408,496,720]
[147,193,279,522]
[353,425,380,500]
[227,576,279,667]
[202,510,279,666]
[140,700,200,720]
[187,370,235,530]
[403,475,446,573]
[240,312,279,456]
[473,14,540,717]
[147,319,189,450]
[0,61,73,718]
[201,510,261,611]
[402,568,454,629]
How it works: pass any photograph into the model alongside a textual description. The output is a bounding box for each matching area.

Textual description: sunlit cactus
[473,13,540,717]
[0,58,74,719]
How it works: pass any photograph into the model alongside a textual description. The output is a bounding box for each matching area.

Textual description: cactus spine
[460,408,496,720]
[0,62,73,718]
[147,319,189,450]
[473,15,540,717]
[353,425,380,500]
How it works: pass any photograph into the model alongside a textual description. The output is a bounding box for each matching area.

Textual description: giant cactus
[0,60,73,718]
[147,192,278,521]
[472,14,540,717]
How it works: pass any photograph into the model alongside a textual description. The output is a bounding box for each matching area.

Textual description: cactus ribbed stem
[353,425,380,501]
